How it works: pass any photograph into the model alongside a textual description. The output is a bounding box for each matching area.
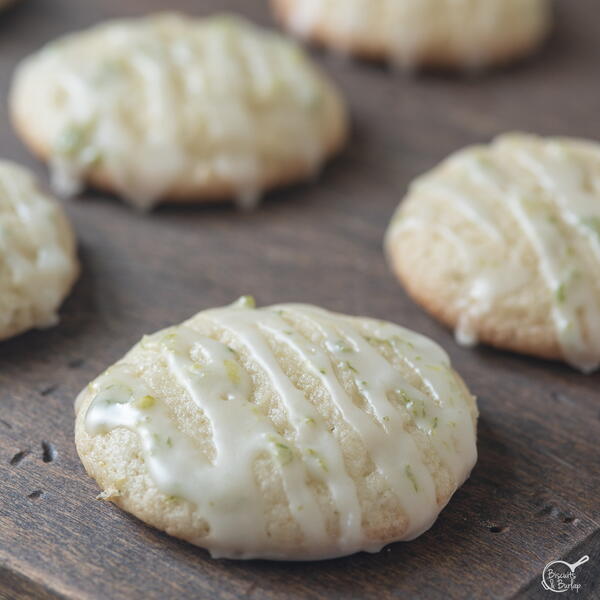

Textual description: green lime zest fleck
[224,359,240,385]
[393,389,411,406]
[161,332,178,349]
[166,437,173,448]
[98,384,132,405]
[307,448,328,472]
[319,368,327,375]
[134,395,156,410]
[334,340,353,353]
[556,283,567,304]
[581,216,600,238]
[269,437,294,465]
[305,417,316,426]
[188,362,204,376]
[382,416,390,423]
[432,417,439,430]
[55,123,89,156]
[411,401,427,418]
[234,295,256,309]
[390,335,415,351]
[345,361,358,374]
[405,465,419,493]
[102,397,123,406]
[55,122,102,168]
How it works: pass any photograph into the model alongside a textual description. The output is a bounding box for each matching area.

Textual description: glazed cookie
[75,296,478,560]
[10,13,347,210]
[386,133,600,373]
[272,0,551,70]
[0,161,78,342]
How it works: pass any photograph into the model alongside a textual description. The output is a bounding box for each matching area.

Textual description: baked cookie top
[0,161,78,341]
[10,13,347,210]
[75,297,478,560]
[273,0,551,70]
[386,133,600,373]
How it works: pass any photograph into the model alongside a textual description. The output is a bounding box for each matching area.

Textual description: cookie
[272,0,552,70]
[386,133,600,373]
[10,13,347,210]
[0,161,78,342]
[75,296,478,560]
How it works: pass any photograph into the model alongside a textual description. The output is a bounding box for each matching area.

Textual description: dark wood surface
[1,0,599,598]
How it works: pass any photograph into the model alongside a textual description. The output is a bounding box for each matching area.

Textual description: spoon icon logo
[541,555,589,593]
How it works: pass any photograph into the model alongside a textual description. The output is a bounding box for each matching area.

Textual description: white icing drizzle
[283,0,549,71]
[13,14,340,209]
[0,161,77,338]
[415,178,503,242]
[388,134,600,373]
[205,309,363,552]
[84,299,477,559]
[289,306,475,483]
[453,262,531,348]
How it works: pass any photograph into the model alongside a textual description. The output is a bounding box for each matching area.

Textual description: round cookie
[75,296,478,560]
[386,133,600,373]
[0,160,78,342]
[10,13,347,210]
[272,0,552,71]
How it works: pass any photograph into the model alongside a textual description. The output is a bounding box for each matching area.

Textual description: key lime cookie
[272,0,551,70]
[0,161,78,342]
[75,296,478,560]
[386,133,600,373]
[10,13,347,210]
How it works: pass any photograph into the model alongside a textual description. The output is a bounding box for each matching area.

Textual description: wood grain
[0,0,599,598]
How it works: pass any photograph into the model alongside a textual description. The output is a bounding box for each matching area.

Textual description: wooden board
[1,0,599,598]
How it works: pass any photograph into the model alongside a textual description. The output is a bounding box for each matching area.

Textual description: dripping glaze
[387,134,600,373]
[83,297,477,560]
[12,14,337,210]
[284,0,549,70]
[0,161,77,335]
